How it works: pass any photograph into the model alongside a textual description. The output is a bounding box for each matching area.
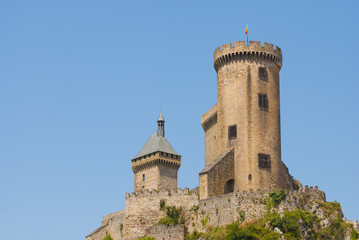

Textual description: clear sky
[1,1,358,240]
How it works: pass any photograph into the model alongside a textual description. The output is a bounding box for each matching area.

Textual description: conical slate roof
[158,112,164,121]
[134,134,179,159]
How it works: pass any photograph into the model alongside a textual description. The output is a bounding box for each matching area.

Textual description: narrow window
[258,67,267,77]
[258,154,271,168]
[248,174,252,181]
[258,94,269,111]
[143,174,145,181]
[228,125,237,139]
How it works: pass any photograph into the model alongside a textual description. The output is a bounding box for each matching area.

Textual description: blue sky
[0,1,358,240]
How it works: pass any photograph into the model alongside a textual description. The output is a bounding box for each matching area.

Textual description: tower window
[258,154,271,168]
[258,94,269,111]
[248,174,252,180]
[258,67,267,77]
[228,125,237,139]
[143,174,145,181]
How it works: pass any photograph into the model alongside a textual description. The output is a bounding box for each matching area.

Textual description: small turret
[131,113,181,192]
[157,113,165,137]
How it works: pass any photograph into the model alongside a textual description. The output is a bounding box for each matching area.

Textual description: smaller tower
[131,113,181,192]
[157,113,165,137]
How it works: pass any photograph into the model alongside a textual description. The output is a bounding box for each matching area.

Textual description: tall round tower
[200,41,293,199]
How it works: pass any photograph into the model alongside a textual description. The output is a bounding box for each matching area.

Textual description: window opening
[228,125,237,139]
[258,67,267,77]
[258,94,269,111]
[258,154,271,168]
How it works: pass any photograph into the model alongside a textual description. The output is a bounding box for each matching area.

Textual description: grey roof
[158,112,164,121]
[199,148,234,174]
[133,134,179,159]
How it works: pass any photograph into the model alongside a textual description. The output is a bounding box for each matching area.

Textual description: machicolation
[213,41,282,71]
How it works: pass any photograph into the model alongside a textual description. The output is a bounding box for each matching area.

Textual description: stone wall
[86,210,125,240]
[135,167,158,192]
[158,165,177,190]
[199,148,234,199]
[86,187,327,240]
[146,224,185,240]
[201,104,218,167]
[124,188,199,239]
[187,187,325,233]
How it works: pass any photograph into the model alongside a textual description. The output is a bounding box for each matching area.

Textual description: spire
[157,112,165,137]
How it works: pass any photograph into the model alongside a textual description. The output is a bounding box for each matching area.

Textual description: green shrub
[191,205,199,213]
[186,219,280,240]
[137,237,155,240]
[185,229,204,240]
[157,206,185,225]
[201,214,209,227]
[267,209,318,239]
[269,189,286,207]
[159,200,165,210]
[238,210,245,222]
[103,233,113,240]
[351,229,359,240]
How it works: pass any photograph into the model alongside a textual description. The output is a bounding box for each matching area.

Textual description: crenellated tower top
[213,41,282,72]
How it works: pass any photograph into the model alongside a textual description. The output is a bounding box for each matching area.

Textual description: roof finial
[157,112,165,137]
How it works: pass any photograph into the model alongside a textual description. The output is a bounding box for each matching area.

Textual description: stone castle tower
[86,41,359,240]
[131,113,181,192]
[199,41,294,199]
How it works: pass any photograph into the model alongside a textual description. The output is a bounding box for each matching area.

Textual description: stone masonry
[200,41,294,198]
[86,41,357,240]
[86,186,327,240]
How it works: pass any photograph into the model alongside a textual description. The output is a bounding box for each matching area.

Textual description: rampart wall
[189,186,325,233]
[146,224,185,240]
[124,188,199,239]
[86,210,125,240]
[87,186,328,240]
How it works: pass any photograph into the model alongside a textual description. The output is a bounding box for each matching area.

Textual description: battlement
[213,41,282,72]
[125,187,199,199]
[201,104,217,131]
[125,186,323,201]
[132,152,181,173]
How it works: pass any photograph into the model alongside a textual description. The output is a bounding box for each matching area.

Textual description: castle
[86,41,357,240]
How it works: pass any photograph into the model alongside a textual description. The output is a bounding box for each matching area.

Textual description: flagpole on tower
[245,24,248,45]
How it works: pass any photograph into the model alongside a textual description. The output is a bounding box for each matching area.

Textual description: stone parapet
[125,187,198,199]
[201,104,217,127]
[213,41,282,71]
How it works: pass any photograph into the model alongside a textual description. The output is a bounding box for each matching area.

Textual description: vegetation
[159,200,166,210]
[266,209,318,239]
[191,205,199,213]
[265,189,286,209]
[103,233,113,240]
[157,206,185,225]
[185,219,280,240]
[185,201,359,240]
[201,214,209,227]
[137,237,155,240]
[238,210,245,222]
